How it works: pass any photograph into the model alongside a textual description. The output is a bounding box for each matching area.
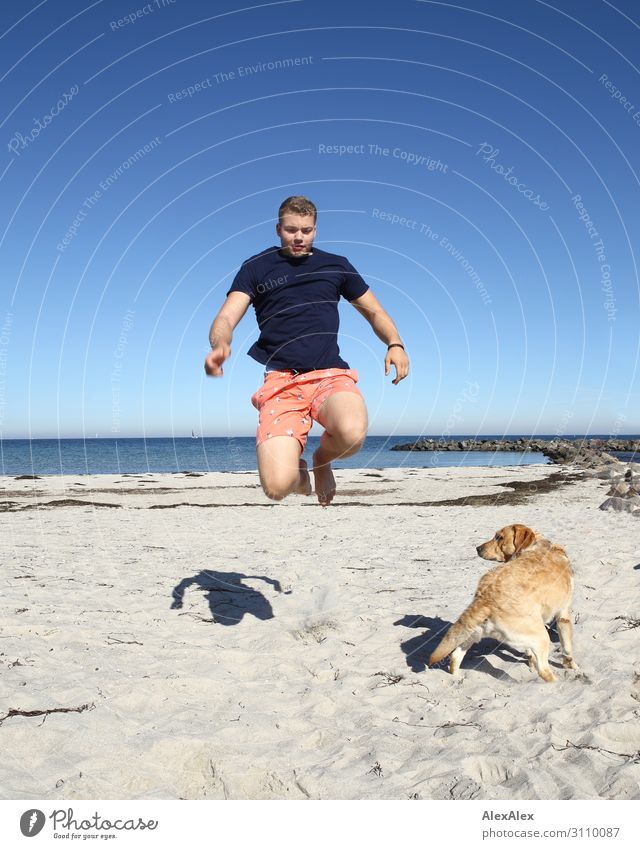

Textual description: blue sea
[0,434,634,477]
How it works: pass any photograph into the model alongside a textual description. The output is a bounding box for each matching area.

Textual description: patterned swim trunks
[251,368,362,451]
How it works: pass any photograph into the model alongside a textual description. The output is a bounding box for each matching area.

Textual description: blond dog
[428,524,577,682]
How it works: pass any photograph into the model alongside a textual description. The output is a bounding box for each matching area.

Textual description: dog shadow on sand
[395,613,550,682]
[171,569,289,626]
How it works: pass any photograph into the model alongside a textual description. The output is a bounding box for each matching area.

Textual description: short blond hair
[278,195,317,222]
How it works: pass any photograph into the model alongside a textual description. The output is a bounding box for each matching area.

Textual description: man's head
[276,195,317,257]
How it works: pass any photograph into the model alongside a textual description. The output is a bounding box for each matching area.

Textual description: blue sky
[0,0,638,438]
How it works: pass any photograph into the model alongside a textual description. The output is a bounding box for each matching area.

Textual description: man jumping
[204,196,409,506]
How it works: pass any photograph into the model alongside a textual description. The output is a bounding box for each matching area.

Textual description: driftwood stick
[552,739,640,762]
[0,702,95,726]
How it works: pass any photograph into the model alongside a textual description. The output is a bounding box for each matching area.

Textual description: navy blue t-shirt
[227,246,369,370]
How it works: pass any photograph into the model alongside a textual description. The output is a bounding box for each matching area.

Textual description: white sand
[1,465,639,800]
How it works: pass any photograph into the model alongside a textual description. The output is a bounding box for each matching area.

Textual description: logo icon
[20,809,45,837]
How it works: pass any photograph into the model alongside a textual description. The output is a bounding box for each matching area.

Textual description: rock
[588,469,621,479]
[607,482,631,497]
[599,496,640,514]
[600,452,622,464]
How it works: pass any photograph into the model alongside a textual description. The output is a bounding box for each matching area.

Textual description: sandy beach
[1,464,639,800]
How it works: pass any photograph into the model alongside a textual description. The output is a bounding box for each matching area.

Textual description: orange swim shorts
[251,367,362,450]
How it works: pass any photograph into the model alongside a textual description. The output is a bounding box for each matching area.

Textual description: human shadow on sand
[396,613,527,681]
[171,569,289,626]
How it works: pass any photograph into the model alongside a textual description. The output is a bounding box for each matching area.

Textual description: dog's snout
[476,545,483,555]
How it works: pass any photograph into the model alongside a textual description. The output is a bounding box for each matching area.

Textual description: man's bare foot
[294,458,312,496]
[312,451,336,506]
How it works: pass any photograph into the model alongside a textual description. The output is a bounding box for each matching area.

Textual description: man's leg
[257,436,312,501]
[312,392,368,506]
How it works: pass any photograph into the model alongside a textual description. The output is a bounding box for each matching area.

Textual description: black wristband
[387,343,405,351]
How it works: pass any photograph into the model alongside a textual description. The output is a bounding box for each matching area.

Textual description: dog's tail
[428,599,491,667]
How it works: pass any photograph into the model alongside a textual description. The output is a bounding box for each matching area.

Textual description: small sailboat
[191,429,199,439]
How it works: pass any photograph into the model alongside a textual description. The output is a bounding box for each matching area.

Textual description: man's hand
[349,290,408,385]
[385,346,409,385]
[204,292,251,377]
[204,341,231,377]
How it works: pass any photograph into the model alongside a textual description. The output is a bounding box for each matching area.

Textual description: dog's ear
[512,524,536,555]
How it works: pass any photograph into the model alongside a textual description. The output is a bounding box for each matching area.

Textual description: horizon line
[1,433,638,441]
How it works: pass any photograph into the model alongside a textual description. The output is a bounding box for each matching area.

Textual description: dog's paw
[562,657,578,669]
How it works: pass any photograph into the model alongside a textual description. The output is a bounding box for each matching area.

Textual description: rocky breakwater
[391,437,639,469]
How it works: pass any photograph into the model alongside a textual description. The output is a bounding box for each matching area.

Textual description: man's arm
[204,291,251,377]
[350,289,409,385]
